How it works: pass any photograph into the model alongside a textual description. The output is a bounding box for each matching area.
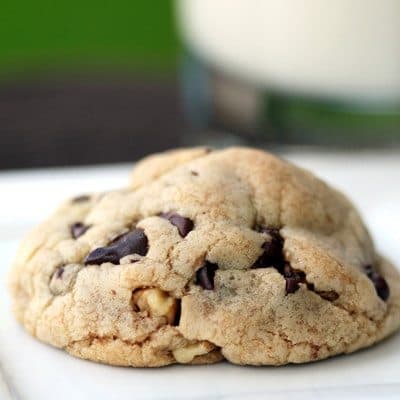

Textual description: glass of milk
[177,0,400,147]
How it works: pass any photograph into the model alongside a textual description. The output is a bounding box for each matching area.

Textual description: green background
[0,0,180,76]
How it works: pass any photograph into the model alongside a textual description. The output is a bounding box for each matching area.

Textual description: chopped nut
[172,342,214,364]
[132,288,177,324]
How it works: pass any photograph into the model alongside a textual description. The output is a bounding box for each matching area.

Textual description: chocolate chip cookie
[9,147,400,366]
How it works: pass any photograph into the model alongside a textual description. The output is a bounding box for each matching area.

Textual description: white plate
[1,153,400,400]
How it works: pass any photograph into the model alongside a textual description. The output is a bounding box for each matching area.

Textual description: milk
[177,0,400,104]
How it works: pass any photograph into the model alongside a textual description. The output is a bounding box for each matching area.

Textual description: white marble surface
[1,152,400,400]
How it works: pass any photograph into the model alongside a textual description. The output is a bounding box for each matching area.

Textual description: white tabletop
[1,152,400,400]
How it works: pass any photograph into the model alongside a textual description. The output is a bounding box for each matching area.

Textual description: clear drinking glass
[177,0,400,148]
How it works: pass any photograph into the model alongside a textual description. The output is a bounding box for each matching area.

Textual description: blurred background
[1,0,400,169]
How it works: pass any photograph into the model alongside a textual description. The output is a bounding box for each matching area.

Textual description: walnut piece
[132,288,177,324]
[172,342,214,363]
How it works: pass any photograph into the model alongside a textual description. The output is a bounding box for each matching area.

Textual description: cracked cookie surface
[9,147,400,366]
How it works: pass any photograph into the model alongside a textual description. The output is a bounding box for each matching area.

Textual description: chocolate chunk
[285,276,300,294]
[283,264,306,294]
[70,222,90,239]
[85,229,148,265]
[252,227,284,269]
[190,170,199,176]
[195,262,218,290]
[364,265,375,277]
[364,265,390,301]
[173,300,181,326]
[55,267,64,279]
[317,290,339,301]
[372,275,390,301]
[252,226,341,298]
[72,195,91,203]
[306,282,315,291]
[160,212,194,237]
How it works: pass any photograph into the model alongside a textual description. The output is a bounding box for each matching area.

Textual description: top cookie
[9,147,400,366]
